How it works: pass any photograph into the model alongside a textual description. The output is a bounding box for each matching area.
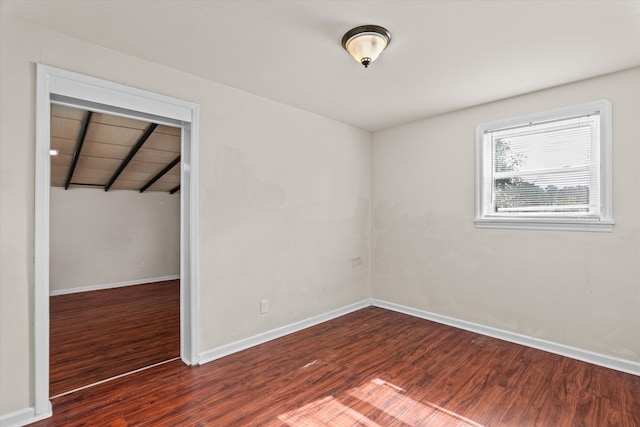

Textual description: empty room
[0,1,638,426]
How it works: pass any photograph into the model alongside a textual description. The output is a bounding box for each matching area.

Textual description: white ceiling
[5,0,640,131]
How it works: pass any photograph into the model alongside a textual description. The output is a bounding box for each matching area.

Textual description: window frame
[475,100,613,232]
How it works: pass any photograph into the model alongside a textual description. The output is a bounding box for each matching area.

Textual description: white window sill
[474,218,614,232]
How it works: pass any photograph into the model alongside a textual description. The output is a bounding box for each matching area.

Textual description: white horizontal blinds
[484,112,600,217]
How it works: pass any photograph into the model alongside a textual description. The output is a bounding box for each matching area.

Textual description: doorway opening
[48,105,183,396]
[35,64,200,417]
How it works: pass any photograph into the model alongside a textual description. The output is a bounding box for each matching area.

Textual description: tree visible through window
[493,137,589,214]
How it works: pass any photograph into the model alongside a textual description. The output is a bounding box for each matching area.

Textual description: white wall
[0,14,371,417]
[49,188,180,293]
[373,68,640,363]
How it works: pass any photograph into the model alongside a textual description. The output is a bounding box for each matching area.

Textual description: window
[475,100,613,231]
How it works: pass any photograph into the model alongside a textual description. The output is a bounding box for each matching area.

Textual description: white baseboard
[49,275,180,296]
[0,402,51,427]
[199,299,370,365]
[5,298,636,426]
[371,299,640,376]
[198,298,639,376]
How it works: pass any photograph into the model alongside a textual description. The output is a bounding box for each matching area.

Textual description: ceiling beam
[169,185,180,195]
[104,123,157,191]
[139,156,180,193]
[64,111,92,190]
[69,182,104,187]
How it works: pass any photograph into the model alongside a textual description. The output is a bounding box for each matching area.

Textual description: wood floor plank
[33,306,639,426]
[49,280,180,396]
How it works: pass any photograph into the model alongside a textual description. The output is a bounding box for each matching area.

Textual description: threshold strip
[50,356,181,399]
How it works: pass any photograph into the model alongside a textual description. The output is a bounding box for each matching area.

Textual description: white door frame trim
[35,64,200,416]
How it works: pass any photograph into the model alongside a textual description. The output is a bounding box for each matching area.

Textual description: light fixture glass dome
[342,25,391,68]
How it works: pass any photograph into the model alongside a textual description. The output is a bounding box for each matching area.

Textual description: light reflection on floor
[278,378,484,426]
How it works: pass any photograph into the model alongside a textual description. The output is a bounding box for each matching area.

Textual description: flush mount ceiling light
[342,25,391,68]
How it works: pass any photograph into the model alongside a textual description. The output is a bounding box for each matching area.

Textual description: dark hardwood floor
[36,306,639,426]
[49,280,180,397]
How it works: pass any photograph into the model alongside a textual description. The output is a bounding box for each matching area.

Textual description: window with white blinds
[475,100,613,231]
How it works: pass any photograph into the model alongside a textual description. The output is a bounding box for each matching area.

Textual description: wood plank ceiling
[50,104,181,193]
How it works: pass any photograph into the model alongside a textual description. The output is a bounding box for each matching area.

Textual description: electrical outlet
[351,257,363,267]
[260,299,268,314]
[139,261,146,269]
